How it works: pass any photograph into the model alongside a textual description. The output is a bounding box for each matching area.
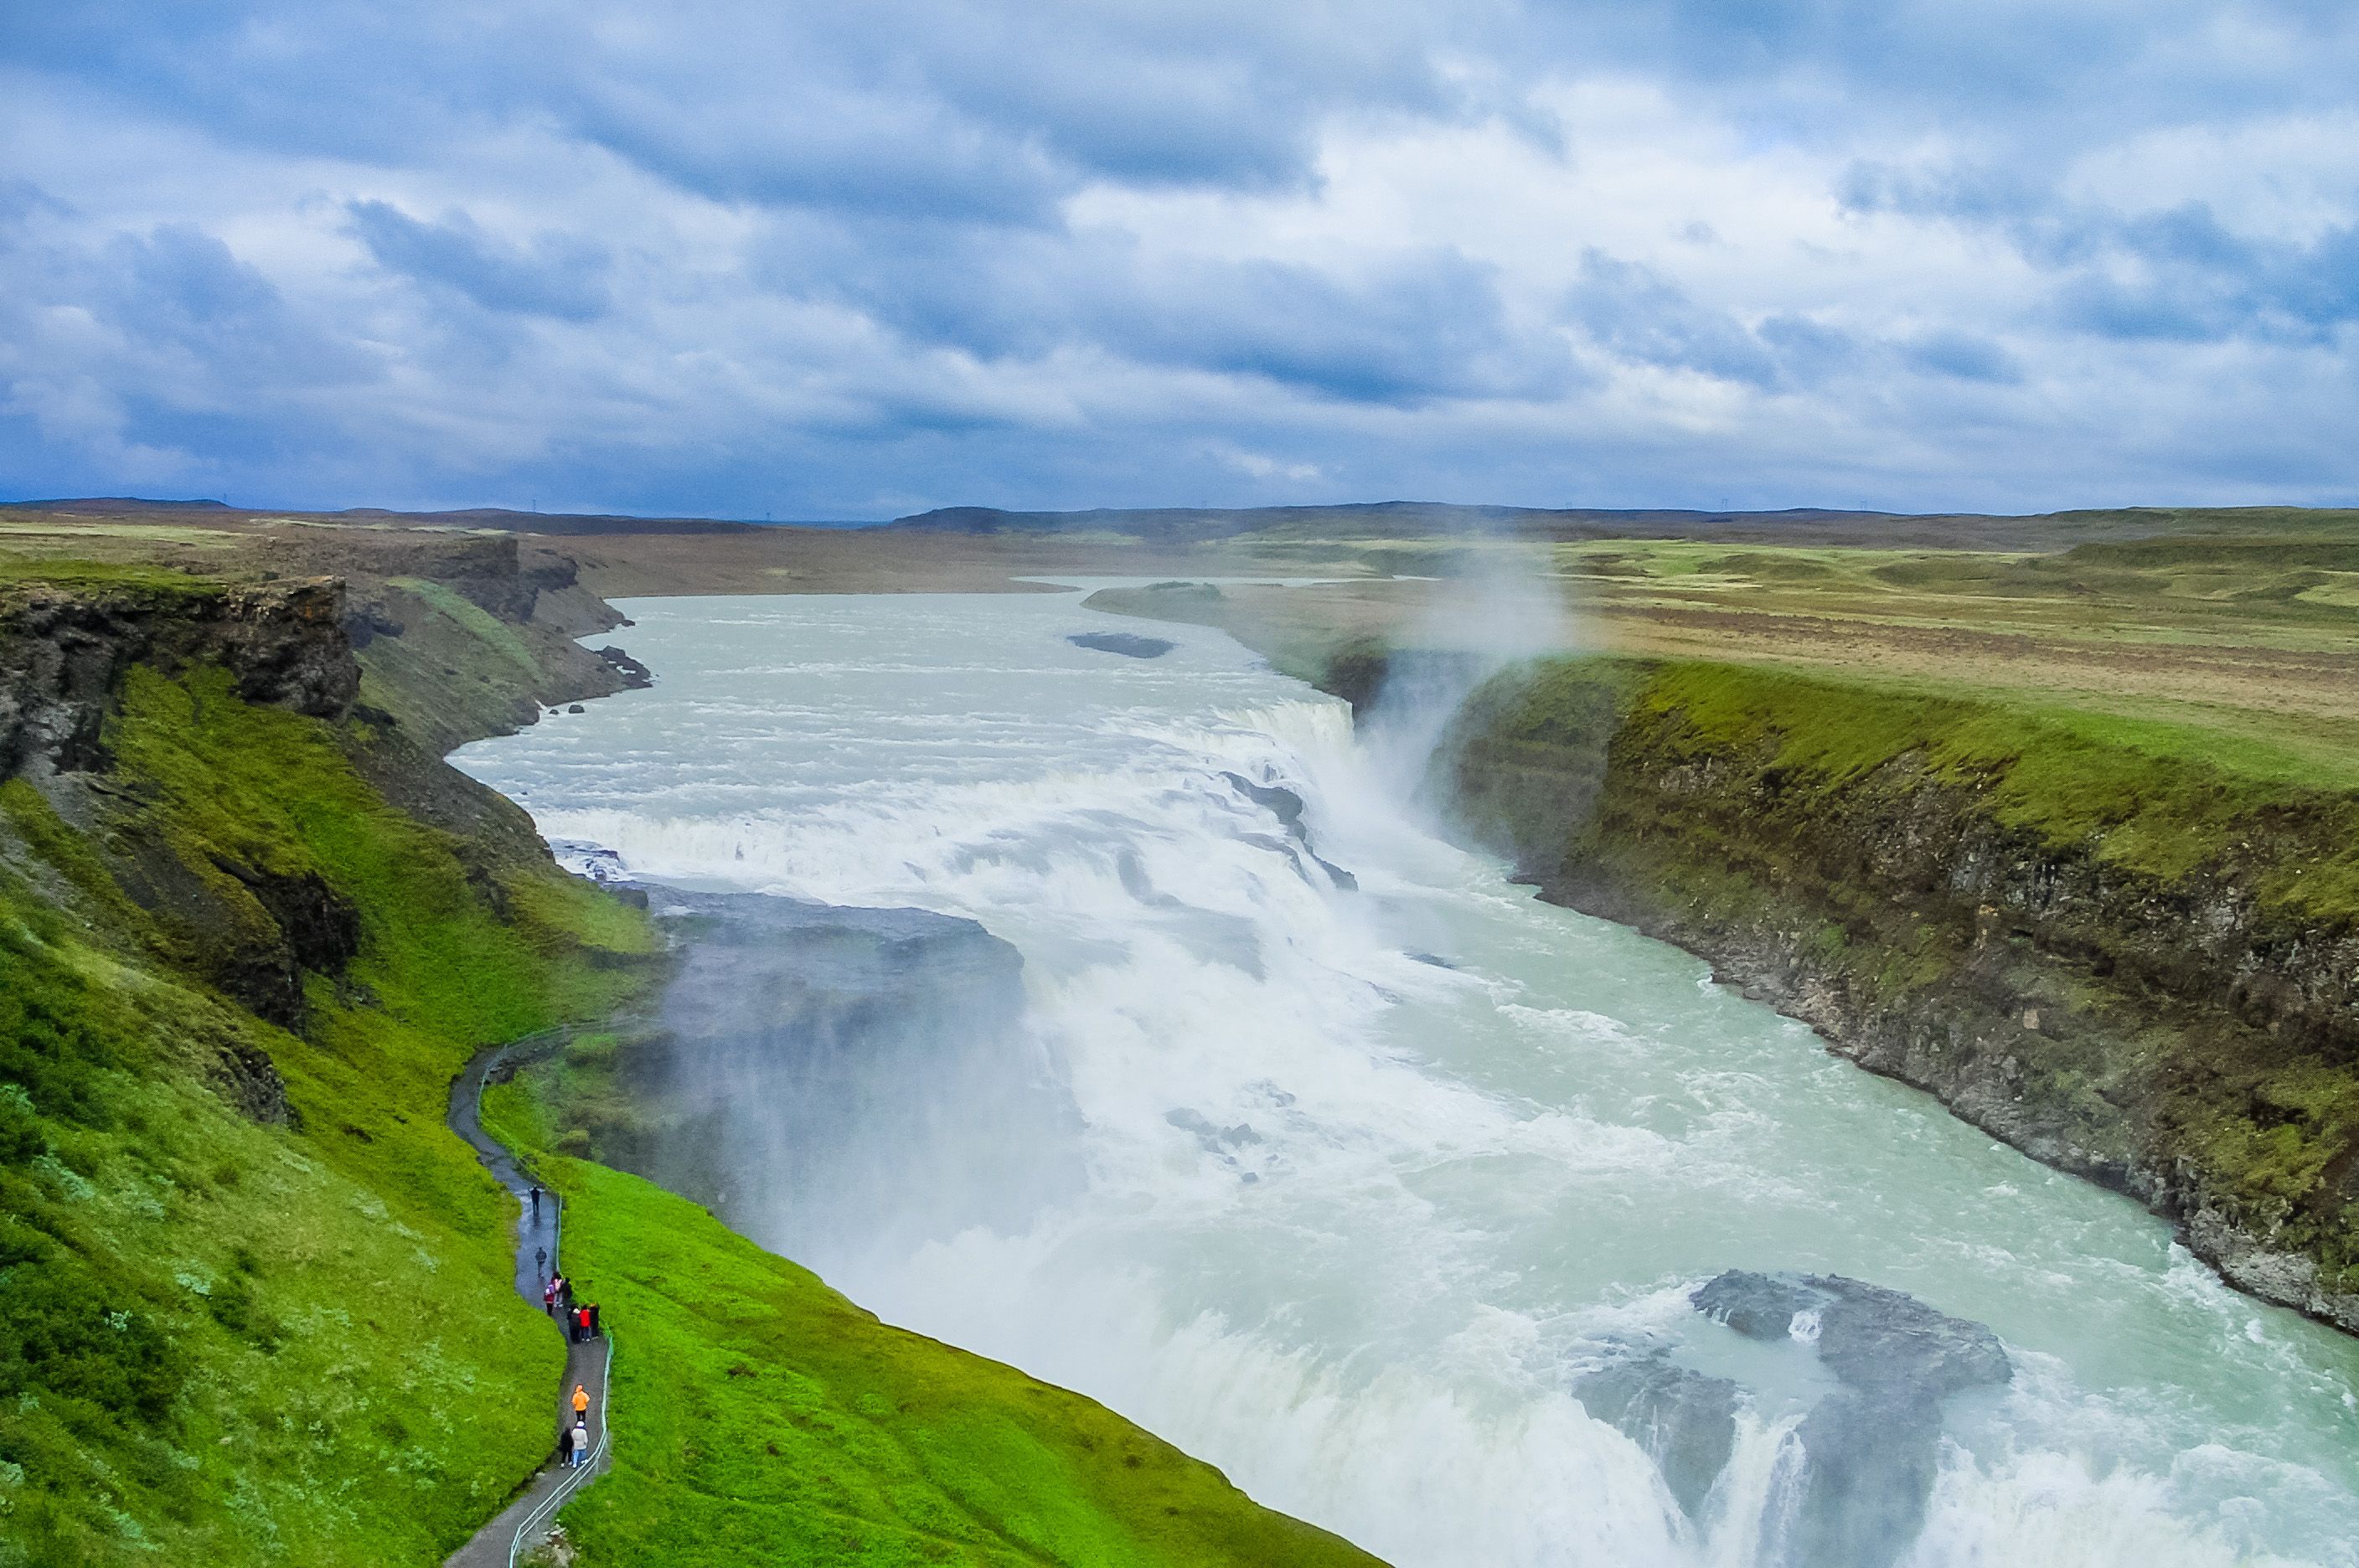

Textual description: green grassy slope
[1461,657,2359,920]
[0,667,659,1567]
[353,575,612,756]
[480,1083,1382,1568]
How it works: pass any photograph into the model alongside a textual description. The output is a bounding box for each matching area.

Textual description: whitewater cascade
[456,589,2359,1568]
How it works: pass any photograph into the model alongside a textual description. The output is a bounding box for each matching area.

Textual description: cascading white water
[455,590,2359,1568]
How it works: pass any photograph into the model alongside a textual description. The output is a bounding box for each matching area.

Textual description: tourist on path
[568,1421,589,1468]
[543,1277,558,1316]
[529,1184,543,1219]
[573,1383,590,1422]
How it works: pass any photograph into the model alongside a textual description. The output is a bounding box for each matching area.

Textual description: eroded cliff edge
[1432,656,2359,1332]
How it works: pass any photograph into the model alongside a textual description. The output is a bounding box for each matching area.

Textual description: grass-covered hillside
[480,1081,1383,1568]
[0,639,661,1565]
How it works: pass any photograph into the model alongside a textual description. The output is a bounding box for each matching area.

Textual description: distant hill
[890,501,2359,550]
[5,496,233,511]
[2,498,761,536]
[13,495,2357,550]
[332,506,760,536]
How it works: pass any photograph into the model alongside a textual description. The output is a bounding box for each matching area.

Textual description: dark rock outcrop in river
[1069,631,1174,658]
[1576,1271,2007,1568]
[1692,1271,2009,1568]
[1573,1354,1740,1520]
[625,886,1082,1258]
[595,644,653,687]
[1221,771,1358,891]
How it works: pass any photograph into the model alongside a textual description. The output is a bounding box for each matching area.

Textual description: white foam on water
[456,592,2359,1568]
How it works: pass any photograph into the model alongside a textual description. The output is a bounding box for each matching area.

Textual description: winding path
[444,1035,614,1568]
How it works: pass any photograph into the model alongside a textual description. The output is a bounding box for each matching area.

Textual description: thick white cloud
[1,1,2353,513]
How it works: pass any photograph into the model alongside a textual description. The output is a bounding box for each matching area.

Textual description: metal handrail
[464,1026,626,1568]
[508,1328,616,1567]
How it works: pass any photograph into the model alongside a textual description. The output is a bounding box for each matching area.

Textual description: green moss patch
[0,560,222,596]
[1592,659,2359,911]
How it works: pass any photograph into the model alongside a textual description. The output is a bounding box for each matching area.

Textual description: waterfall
[457,590,2359,1568]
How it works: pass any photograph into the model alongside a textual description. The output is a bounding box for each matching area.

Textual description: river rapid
[453,590,2359,1568]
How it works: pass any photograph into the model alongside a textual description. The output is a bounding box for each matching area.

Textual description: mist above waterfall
[1357,540,1579,800]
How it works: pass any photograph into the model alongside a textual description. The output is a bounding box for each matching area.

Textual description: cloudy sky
[3,3,2356,518]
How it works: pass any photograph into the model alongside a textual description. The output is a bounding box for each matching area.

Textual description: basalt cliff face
[1426,656,2359,1333]
[0,577,355,780]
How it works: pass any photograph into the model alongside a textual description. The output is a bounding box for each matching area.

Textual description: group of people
[568,1300,602,1342]
[542,1273,603,1341]
[525,1184,606,1470]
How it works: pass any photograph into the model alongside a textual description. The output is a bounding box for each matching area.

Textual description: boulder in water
[1691,1271,1823,1340]
[1166,1107,1262,1152]
[1694,1271,2009,1396]
[1221,771,1306,832]
[595,644,653,688]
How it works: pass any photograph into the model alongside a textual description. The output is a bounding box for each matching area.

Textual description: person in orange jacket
[572,1382,590,1422]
